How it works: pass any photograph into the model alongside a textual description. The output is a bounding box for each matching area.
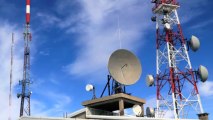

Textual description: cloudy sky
[0,0,213,119]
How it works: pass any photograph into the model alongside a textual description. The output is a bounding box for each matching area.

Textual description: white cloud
[23,75,72,117]
[164,111,174,118]
[36,12,60,26]
[39,0,210,79]
[0,22,23,120]
[198,81,213,97]
[63,0,152,77]
[178,0,208,24]
[39,51,49,56]
[189,20,213,30]
[62,0,207,78]
[31,91,72,117]
[144,96,156,109]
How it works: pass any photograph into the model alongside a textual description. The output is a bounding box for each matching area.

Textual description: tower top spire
[26,0,30,24]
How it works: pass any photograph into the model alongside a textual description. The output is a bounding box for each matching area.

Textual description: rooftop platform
[82,93,146,115]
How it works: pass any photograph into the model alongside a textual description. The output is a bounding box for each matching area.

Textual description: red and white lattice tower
[147,0,209,119]
[17,0,32,117]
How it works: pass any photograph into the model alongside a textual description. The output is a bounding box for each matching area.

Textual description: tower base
[198,113,209,120]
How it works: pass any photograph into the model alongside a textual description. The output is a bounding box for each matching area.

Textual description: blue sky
[0,0,213,119]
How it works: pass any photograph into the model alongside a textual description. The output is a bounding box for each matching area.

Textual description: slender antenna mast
[117,16,122,49]
[17,0,32,117]
[116,0,122,49]
[9,33,14,120]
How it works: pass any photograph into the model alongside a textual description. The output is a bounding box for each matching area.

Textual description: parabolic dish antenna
[198,65,208,82]
[132,104,143,116]
[146,75,154,87]
[108,49,142,85]
[86,84,94,91]
[190,35,200,52]
[146,107,155,117]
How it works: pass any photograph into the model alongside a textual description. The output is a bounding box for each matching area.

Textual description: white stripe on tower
[26,0,30,24]
[26,5,30,13]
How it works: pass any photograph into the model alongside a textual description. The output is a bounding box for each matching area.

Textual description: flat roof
[19,116,199,120]
[82,93,146,111]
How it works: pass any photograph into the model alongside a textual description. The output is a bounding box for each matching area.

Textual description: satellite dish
[189,35,200,52]
[132,105,143,117]
[164,23,171,30]
[151,16,156,22]
[163,8,170,14]
[198,65,208,82]
[86,84,94,91]
[108,49,142,85]
[146,75,154,87]
[146,107,155,117]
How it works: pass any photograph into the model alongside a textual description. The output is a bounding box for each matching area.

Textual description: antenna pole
[9,33,14,120]
[92,87,97,99]
[117,0,122,49]
[100,75,111,97]
[117,16,121,49]
[18,0,32,117]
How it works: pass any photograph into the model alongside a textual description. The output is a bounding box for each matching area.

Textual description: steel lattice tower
[149,0,207,119]
[17,0,32,117]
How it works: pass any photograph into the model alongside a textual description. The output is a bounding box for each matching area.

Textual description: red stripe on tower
[26,0,30,24]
